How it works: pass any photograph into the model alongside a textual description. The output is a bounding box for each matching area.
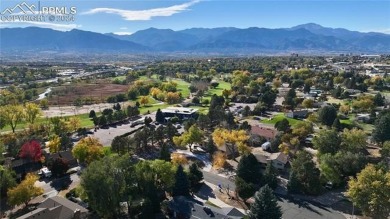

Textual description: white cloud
[120,27,128,30]
[362,28,390,34]
[0,21,81,31]
[113,31,132,35]
[82,0,199,21]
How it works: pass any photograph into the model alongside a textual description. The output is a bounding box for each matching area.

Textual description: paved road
[202,170,346,219]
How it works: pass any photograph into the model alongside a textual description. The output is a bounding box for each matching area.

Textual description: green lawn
[204,81,232,100]
[111,75,126,82]
[261,113,302,126]
[340,114,354,125]
[139,104,170,114]
[172,79,191,98]
[189,106,209,115]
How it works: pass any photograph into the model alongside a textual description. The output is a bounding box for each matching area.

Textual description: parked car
[38,167,52,178]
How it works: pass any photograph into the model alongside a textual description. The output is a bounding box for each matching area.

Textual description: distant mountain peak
[1,25,389,54]
[292,23,325,30]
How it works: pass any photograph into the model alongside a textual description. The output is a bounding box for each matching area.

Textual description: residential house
[17,196,89,219]
[4,158,41,180]
[251,148,289,171]
[250,126,277,142]
[45,151,78,168]
[285,110,308,119]
[168,196,244,219]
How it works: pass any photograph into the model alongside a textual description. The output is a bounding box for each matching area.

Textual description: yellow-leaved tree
[24,103,42,124]
[0,104,25,133]
[212,151,227,169]
[7,173,43,207]
[171,153,188,166]
[47,134,61,153]
[72,136,103,165]
[212,128,250,158]
[347,164,390,219]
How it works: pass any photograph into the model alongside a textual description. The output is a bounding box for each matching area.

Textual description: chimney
[73,209,81,219]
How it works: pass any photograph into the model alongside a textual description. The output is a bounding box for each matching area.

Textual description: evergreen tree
[235,177,257,200]
[89,110,96,118]
[374,93,384,106]
[262,164,278,190]
[236,153,262,184]
[249,185,282,219]
[155,108,165,123]
[332,118,342,131]
[60,134,72,151]
[372,111,390,145]
[287,170,301,194]
[172,165,190,197]
[99,115,107,126]
[205,136,217,154]
[284,89,297,110]
[188,163,203,190]
[160,143,171,161]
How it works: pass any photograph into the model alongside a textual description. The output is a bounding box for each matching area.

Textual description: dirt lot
[47,83,128,105]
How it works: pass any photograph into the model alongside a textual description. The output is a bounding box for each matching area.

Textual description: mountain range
[1,23,389,54]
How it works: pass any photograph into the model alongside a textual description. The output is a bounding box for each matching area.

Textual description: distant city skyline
[0,0,389,34]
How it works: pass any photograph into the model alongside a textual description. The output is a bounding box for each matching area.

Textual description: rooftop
[162,107,198,115]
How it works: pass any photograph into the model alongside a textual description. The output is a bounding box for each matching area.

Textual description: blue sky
[1,0,389,34]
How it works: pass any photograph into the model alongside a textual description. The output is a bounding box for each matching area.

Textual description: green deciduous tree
[248,185,282,219]
[81,156,132,218]
[173,125,203,151]
[381,141,390,158]
[313,129,341,155]
[319,152,366,185]
[347,164,390,219]
[275,118,290,132]
[291,151,321,195]
[0,166,16,196]
[318,105,337,126]
[341,128,366,153]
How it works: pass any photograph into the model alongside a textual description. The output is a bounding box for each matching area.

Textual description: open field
[47,83,128,105]
[1,113,95,133]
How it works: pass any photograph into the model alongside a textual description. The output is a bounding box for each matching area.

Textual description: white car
[38,167,52,178]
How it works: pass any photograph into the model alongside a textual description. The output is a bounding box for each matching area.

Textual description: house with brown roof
[251,147,289,171]
[250,126,277,141]
[17,196,88,219]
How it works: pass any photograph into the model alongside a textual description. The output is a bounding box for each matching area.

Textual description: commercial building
[162,107,198,120]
